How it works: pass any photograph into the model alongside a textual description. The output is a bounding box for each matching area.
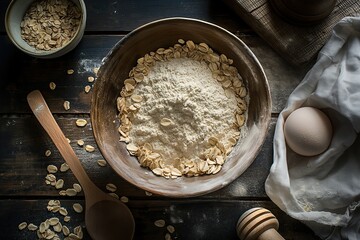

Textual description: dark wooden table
[0,0,320,239]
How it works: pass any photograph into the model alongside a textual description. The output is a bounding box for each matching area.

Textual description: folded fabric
[265,17,360,239]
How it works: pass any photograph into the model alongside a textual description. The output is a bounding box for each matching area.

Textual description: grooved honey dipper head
[236,207,280,240]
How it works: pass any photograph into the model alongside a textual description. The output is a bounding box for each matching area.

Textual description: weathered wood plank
[0,35,118,114]
[0,199,318,240]
[0,35,308,114]
[0,116,277,198]
[0,0,250,34]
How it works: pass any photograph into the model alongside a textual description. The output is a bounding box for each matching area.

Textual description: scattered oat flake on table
[47,199,61,211]
[74,225,83,238]
[97,159,107,167]
[18,222,27,230]
[108,192,119,199]
[63,225,70,235]
[73,203,83,213]
[47,164,58,173]
[154,219,166,227]
[68,232,81,239]
[60,163,70,172]
[75,119,87,127]
[45,174,56,184]
[167,225,175,233]
[48,217,59,226]
[45,149,51,157]
[39,221,48,233]
[106,183,117,192]
[66,188,77,196]
[85,145,95,152]
[84,85,91,93]
[165,233,172,240]
[73,183,82,192]
[55,179,64,189]
[49,82,56,90]
[59,190,67,196]
[59,207,68,216]
[27,223,38,231]
[53,222,62,233]
[87,76,95,82]
[63,101,70,111]
[67,69,74,75]
[120,196,129,203]
[77,139,85,147]
[145,191,153,196]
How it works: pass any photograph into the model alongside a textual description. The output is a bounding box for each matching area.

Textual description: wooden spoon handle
[27,90,95,193]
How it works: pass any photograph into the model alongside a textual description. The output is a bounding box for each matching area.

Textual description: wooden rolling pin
[236,207,285,240]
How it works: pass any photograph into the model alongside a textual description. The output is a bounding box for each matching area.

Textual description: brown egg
[284,107,332,156]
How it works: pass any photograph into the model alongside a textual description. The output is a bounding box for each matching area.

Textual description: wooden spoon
[27,90,135,240]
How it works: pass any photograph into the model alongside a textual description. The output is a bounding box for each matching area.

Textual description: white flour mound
[129,58,239,164]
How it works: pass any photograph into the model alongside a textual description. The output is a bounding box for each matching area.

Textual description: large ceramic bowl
[5,0,86,58]
[91,18,272,198]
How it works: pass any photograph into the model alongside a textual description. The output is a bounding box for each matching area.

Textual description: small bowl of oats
[5,0,86,58]
[91,18,272,198]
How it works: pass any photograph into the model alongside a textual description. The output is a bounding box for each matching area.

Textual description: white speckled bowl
[5,0,86,58]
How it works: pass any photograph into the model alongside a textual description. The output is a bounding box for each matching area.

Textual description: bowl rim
[4,0,87,58]
[91,17,272,197]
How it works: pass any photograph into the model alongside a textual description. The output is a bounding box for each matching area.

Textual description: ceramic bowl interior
[91,18,272,198]
[5,0,86,58]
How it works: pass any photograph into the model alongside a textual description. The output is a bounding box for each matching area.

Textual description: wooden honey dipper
[236,207,285,240]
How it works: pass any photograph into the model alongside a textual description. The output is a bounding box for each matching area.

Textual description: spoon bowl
[27,90,135,240]
[86,200,135,240]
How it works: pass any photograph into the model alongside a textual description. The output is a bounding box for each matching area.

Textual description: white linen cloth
[265,17,360,239]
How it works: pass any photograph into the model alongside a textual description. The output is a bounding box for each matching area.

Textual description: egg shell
[284,107,333,157]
